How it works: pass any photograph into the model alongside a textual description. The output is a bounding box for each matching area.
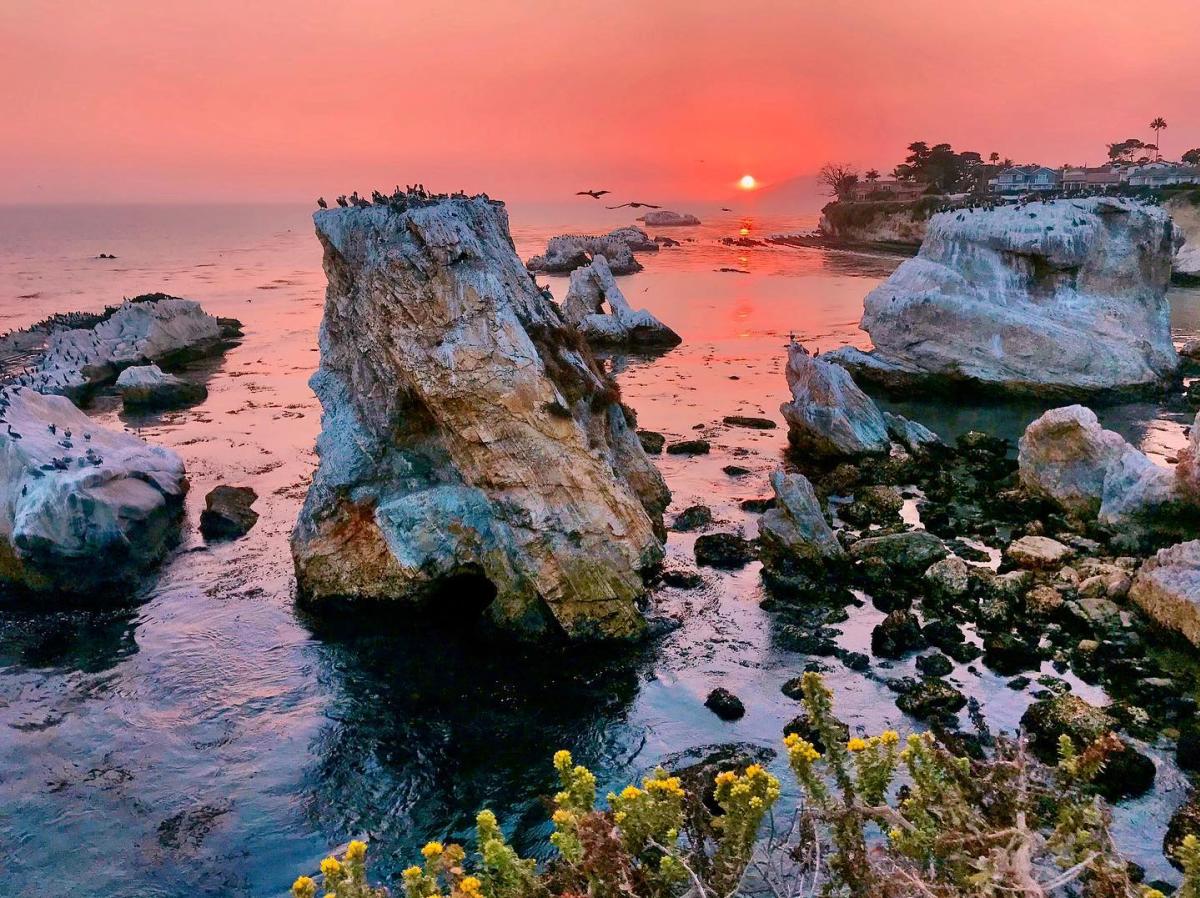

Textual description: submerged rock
[0,388,187,594]
[780,343,889,458]
[827,198,1180,397]
[200,485,259,540]
[526,227,656,275]
[116,364,207,410]
[1018,405,1177,524]
[1129,540,1200,647]
[292,197,669,641]
[694,532,755,569]
[560,255,680,348]
[26,294,237,404]
[704,687,745,720]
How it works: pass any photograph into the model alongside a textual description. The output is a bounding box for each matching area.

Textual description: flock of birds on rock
[316,185,485,213]
[0,386,100,468]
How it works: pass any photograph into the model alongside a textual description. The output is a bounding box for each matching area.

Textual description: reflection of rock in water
[0,604,140,673]
[300,614,651,866]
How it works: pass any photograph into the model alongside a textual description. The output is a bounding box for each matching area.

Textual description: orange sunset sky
[2,0,1199,204]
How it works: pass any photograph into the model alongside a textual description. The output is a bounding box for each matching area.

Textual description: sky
[2,0,1199,204]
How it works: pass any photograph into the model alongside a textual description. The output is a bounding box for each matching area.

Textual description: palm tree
[865,169,880,183]
[988,152,1000,166]
[1150,118,1168,160]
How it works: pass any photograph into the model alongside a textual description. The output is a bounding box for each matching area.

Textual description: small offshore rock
[851,530,947,573]
[758,471,844,569]
[1129,540,1200,647]
[925,556,971,601]
[782,710,848,752]
[116,364,208,410]
[722,415,776,430]
[780,342,889,458]
[871,610,926,658]
[916,652,954,677]
[705,687,745,720]
[694,532,755,569]
[661,569,704,590]
[666,439,711,455]
[722,464,751,477]
[897,678,966,719]
[199,486,259,540]
[1166,799,1200,870]
[671,504,713,532]
[637,430,666,454]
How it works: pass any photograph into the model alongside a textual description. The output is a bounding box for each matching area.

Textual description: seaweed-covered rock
[291,197,669,641]
[871,610,926,657]
[671,505,713,532]
[851,530,947,573]
[705,687,745,720]
[695,533,755,569]
[896,678,966,719]
[199,485,259,540]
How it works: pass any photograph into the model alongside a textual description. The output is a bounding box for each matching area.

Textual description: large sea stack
[291,194,670,641]
[826,197,1181,397]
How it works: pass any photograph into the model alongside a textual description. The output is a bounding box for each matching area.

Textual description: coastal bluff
[291,194,670,641]
[826,197,1181,397]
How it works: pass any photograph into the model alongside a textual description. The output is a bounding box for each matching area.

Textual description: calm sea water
[0,202,1197,897]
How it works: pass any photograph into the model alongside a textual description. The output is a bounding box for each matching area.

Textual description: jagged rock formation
[292,196,670,641]
[16,294,239,403]
[1017,405,1177,524]
[780,343,889,458]
[115,364,207,409]
[826,198,1181,397]
[526,227,657,275]
[1167,191,1200,283]
[0,388,187,594]
[883,412,943,452]
[638,210,701,227]
[757,471,844,568]
[1130,540,1200,647]
[560,256,681,348]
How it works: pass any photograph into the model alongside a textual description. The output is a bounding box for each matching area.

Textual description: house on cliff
[989,165,1061,194]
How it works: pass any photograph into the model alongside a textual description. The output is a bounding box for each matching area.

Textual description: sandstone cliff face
[292,196,670,641]
[0,388,187,594]
[1167,192,1200,282]
[829,198,1180,397]
[817,199,933,245]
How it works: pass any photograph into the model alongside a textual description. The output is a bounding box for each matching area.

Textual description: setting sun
[738,174,758,190]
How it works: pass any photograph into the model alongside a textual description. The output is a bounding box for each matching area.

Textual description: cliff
[816,197,943,247]
[291,194,670,641]
[1167,190,1200,283]
[826,197,1180,397]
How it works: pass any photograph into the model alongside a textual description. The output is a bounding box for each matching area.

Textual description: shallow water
[0,203,1198,897]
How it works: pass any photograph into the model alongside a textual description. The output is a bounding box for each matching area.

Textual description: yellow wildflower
[403,866,423,879]
[880,730,900,746]
[620,784,642,800]
[421,841,444,859]
[847,737,868,752]
[292,876,317,898]
[325,894,335,898]
[744,764,764,778]
[320,857,343,878]
[714,770,736,786]
[553,750,572,769]
[345,840,367,862]
[1142,890,1166,898]
[552,809,573,826]
[888,827,902,841]
[460,875,483,896]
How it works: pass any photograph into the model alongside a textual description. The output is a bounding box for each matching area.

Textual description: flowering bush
[293,674,1199,898]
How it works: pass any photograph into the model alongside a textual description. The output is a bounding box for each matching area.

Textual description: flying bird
[575,189,610,199]
[606,201,661,210]
[720,207,733,212]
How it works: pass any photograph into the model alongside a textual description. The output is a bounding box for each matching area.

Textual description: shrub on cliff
[292,674,1191,898]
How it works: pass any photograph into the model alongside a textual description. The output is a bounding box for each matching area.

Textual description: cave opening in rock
[422,567,498,624]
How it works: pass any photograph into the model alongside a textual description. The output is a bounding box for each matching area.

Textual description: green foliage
[893,141,979,192]
[1183,148,1200,167]
[820,194,944,234]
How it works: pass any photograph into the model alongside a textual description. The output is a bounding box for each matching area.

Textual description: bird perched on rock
[317,197,328,209]
[336,196,349,208]
[576,189,610,199]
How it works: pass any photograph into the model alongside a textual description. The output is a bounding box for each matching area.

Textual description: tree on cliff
[818,162,859,199]
[864,169,880,183]
[1150,117,1167,160]
[1108,137,1148,163]
[1184,148,1200,166]
[892,141,970,192]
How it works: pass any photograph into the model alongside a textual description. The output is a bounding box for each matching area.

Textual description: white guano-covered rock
[115,364,207,409]
[780,343,889,458]
[0,388,187,594]
[638,210,701,227]
[26,295,228,403]
[292,196,670,641]
[830,198,1181,397]
[525,227,656,275]
[1129,540,1200,646]
[1017,405,1177,524]
[560,255,680,348]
